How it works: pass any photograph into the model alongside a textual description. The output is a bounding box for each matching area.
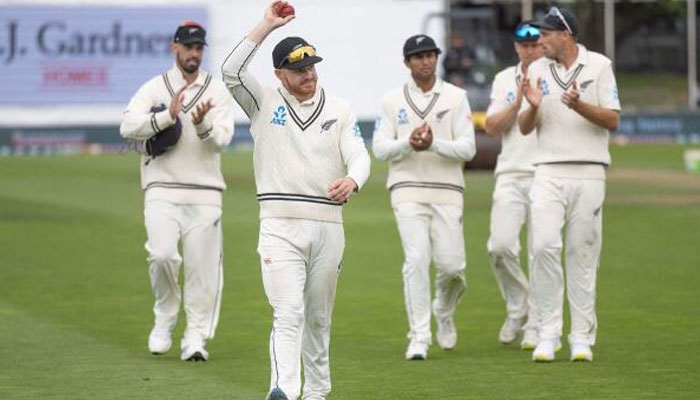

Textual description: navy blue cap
[532,7,578,36]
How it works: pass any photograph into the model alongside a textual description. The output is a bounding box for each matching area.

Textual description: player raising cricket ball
[222,2,370,399]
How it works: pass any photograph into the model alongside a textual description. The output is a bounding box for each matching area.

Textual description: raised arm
[221,1,294,119]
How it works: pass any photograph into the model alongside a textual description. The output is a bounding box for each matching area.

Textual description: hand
[191,99,213,125]
[328,177,358,204]
[522,77,543,109]
[561,81,581,111]
[409,122,432,151]
[265,1,296,28]
[169,86,186,120]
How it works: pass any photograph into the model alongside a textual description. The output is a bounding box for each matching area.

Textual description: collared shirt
[278,85,322,116]
[522,44,621,166]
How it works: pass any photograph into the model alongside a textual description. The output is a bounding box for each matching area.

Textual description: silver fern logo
[579,79,594,91]
[435,109,449,122]
[321,119,338,131]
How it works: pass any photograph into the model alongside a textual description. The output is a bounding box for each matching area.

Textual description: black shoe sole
[185,351,207,362]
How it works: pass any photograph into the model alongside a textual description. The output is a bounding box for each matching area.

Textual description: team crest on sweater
[271,105,287,126]
[435,109,450,122]
[579,79,594,92]
[321,118,338,131]
[397,108,409,125]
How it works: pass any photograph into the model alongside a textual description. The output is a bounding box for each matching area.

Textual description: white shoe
[181,340,209,362]
[499,317,525,344]
[520,329,538,351]
[148,327,172,355]
[432,300,457,350]
[532,339,561,362]
[570,343,593,362]
[405,340,429,360]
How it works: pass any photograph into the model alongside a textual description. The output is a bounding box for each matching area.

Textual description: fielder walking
[222,3,370,399]
[373,34,476,360]
[518,7,620,362]
[484,22,543,350]
[120,22,235,361]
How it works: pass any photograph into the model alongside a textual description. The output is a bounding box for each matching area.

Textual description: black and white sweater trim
[549,63,584,90]
[279,89,326,131]
[145,182,223,192]
[162,73,213,113]
[257,192,342,206]
[403,84,440,119]
[389,181,464,193]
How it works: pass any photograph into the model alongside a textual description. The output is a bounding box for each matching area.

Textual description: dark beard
[178,58,199,74]
[182,64,198,74]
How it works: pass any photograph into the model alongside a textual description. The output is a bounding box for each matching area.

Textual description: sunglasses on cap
[278,45,317,68]
[515,24,540,40]
[547,6,573,34]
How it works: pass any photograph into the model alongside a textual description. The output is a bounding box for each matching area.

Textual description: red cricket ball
[278,4,295,18]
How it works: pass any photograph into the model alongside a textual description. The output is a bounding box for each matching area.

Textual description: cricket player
[373,34,476,361]
[485,21,543,350]
[120,22,235,361]
[518,6,620,362]
[221,2,370,399]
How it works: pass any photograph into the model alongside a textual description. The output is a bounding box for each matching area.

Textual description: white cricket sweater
[120,65,235,206]
[221,38,370,223]
[373,79,476,206]
[523,45,621,166]
[486,63,537,176]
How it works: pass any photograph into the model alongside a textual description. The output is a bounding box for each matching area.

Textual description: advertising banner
[0,6,207,105]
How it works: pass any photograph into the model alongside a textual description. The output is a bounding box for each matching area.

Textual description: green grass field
[1,144,699,399]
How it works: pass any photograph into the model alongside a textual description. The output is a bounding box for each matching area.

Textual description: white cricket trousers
[394,202,467,344]
[530,170,605,346]
[144,200,223,346]
[487,174,538,331]
[257,217,344,400]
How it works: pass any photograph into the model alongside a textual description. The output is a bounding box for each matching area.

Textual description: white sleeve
[340,110,371,190]
[372,100,412,161]
[120,80,175,141]
[194,84,236,152]
[221,38,265,120]
[429,94,476,161]
[486,72,509,117]
[597,63,621,111]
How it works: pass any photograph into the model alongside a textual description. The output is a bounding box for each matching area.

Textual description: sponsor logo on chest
[271,105,287,126]
[397,108,409,125]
